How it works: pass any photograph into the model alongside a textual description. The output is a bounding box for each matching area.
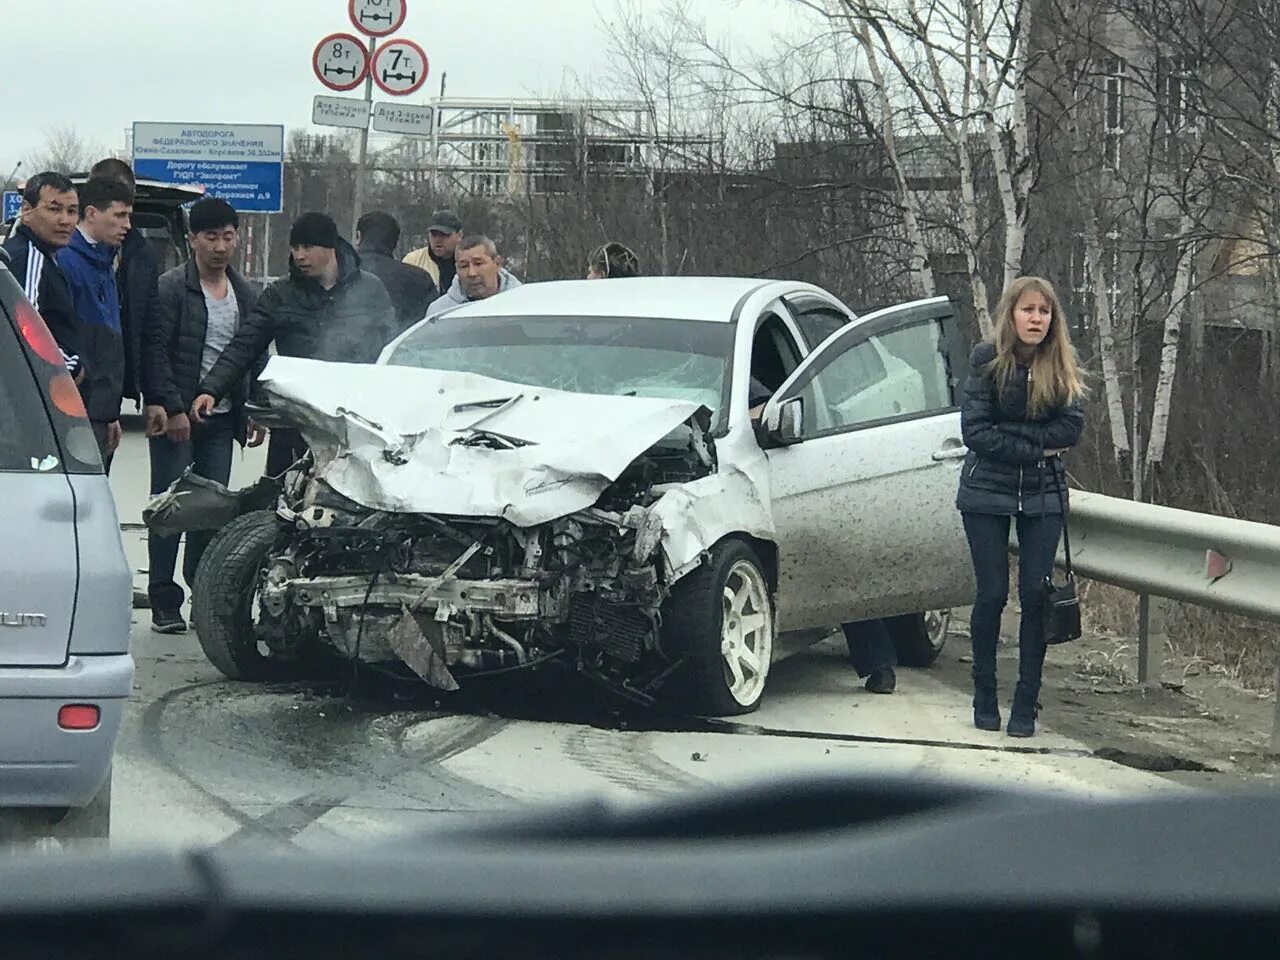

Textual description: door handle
[931,446,968,461]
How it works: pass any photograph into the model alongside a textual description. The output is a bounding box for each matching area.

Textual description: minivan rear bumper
[0,654,133,808]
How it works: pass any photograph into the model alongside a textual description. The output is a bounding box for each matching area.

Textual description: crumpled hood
[259,356,707,527]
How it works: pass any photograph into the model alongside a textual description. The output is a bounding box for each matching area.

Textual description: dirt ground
[939,609,1280,790]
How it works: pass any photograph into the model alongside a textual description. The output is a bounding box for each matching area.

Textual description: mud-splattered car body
[169,278,977,715]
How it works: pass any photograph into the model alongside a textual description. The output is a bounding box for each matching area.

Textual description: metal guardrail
[1015,490,1280,751]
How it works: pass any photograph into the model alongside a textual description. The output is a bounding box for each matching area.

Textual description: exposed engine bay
[256,414,715,699]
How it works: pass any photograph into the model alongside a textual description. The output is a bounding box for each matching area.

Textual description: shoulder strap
[1054,459,1073,576]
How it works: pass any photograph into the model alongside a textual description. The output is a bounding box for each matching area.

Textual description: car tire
[662,539,774,716]
[886,610,951,668]
[191,510,287,681]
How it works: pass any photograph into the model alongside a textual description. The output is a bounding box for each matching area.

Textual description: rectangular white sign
[371,101,434,137]
[313,95,372,130]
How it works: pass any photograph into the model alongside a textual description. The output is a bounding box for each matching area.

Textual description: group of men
[4,160,522,635]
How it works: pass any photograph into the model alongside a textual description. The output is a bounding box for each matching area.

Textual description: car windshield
[384,313,733,413]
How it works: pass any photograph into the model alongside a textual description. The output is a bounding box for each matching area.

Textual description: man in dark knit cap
[190,211,397,475]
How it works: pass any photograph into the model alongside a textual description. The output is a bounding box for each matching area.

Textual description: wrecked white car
[165,278,977,715]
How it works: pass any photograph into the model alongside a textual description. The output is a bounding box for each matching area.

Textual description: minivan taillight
[11,295,98,471]
[16,300,86,418]
[16,300,63,367]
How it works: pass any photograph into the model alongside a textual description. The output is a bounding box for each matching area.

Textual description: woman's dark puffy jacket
[956,342,1084,517]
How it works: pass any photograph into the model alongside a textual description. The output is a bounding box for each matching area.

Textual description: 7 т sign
[313,33,369,92]
[371,38,428,96]
[350,0,406,37]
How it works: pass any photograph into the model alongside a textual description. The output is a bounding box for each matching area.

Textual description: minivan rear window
[0,310,64,473]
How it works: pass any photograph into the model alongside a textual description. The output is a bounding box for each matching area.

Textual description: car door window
[776,300,959,439]
[749,309,804,403]
[782,296,855,351]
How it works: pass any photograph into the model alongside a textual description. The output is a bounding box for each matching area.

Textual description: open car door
[759,297,976,631]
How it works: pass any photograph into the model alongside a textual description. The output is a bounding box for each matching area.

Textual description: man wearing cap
[403,209,462,293]
[190,211,397,474]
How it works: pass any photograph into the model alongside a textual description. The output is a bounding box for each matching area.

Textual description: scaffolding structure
[368,97,721,197]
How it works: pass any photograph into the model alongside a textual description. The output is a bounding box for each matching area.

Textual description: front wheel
[662,540,775,716]
[886,610,951,667]
[191,510,291,680]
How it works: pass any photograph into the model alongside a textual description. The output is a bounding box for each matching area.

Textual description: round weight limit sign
[371,38,429,96]
[350,0,407,38]
[313,33,370,92]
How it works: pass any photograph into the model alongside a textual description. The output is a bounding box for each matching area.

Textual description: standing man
[356,210,437,329]
[144,198,266,634]
[842,621,898,694]
[190,212,398,476]
[424,236,522,317]
[90,157,162,421]
[3,172,83,380]
[57,177,134,469]
[403,209,462,293]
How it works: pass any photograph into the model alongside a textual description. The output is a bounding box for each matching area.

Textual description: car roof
[446,277,777,322]
[67,176,206,207]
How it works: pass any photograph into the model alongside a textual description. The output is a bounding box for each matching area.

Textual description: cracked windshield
[3,0,1275,893]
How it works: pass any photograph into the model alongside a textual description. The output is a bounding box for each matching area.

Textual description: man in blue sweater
[57,176,134,471]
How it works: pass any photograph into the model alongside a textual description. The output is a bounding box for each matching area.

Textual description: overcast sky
[2,0,798,176]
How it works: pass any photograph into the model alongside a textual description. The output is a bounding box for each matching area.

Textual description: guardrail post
[1273,663,1280,755]
[1137,594,1165,685]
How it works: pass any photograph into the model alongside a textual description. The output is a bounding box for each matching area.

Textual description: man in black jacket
[356,210,436,329]
[90,157,163,421]
[191,212,398,476]
[3,172,83,379]
[145,198,266,634]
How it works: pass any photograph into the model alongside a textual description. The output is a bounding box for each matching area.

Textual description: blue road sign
[3,191,22,222]
[131,122,284,213]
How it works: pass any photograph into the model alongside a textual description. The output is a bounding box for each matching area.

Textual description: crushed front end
[262,411,717,701]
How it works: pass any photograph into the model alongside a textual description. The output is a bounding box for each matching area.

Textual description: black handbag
[1041,459,1082,645]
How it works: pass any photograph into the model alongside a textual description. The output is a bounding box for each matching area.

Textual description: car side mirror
[762,396,804,447]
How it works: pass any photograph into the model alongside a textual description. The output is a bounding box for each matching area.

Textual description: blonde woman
[956,277,1086,737]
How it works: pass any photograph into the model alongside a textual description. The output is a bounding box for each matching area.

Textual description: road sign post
[313,0,425,237]
[351,35,377,240]
[3,191,21,223]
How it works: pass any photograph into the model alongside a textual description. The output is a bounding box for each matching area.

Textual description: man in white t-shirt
[143,198,267,635]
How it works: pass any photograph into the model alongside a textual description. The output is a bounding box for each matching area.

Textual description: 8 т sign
[313,33,369,92]
[371,39,428,96]
[350,0,406,37]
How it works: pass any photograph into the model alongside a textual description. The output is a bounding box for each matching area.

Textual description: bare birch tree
[828,0,1035,334]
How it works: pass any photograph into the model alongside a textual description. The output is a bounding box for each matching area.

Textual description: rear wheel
[191,510,292,680]
[662,540,774,716]
[886,610,951,667]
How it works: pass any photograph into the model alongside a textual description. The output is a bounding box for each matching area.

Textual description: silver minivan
[0,256,132,842]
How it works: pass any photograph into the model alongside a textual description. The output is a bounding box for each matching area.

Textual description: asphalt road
[99,428,1175,853]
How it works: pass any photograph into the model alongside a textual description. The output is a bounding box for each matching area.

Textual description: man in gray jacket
[424,235,521,317]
